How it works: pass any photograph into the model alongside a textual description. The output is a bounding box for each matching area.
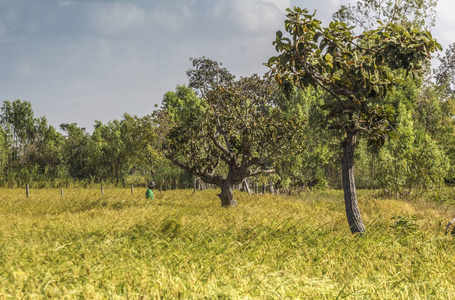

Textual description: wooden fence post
[26,184,29,198]
[262,183,265,194]
[100,180,104,196]
[131,184,134,195]
[61,188,64,198]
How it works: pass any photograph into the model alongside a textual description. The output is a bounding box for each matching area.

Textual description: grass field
[1,187,455,299]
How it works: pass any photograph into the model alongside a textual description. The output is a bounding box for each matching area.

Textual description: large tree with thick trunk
[267,7,440,233]
[161,58,305,207]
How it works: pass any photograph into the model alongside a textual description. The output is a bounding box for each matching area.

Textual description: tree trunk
[218,180,237,207]
[341,130,366,234]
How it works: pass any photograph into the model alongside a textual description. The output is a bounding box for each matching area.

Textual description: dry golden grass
[1,187,455,299]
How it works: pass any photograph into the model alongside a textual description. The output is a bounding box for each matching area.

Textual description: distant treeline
[1,67,454,197]
[0,100,192,190]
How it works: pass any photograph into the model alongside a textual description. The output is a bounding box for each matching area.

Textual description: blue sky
[1,0,454,131]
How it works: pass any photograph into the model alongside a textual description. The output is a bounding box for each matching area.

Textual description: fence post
[61,188,64,198]
[131,184,134,195]
[262,183,265,194]
[26,184,29,198]
[100,180,104,196]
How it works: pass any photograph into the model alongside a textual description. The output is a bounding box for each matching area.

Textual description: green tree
[186,57,236,99]
[93,119,131,184]
[435,42,455,99]
[268,7,440,233]
[163,85,206,124]
[333,0,438,30]
[377,103,449,197]
[0,126,8,184]
[1,100,37,185]
[28,116,65,184]
[60,123,100,181]
[162,59,305,206]
[414,84,455,181]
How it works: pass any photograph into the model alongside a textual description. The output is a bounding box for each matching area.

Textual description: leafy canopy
[162,60,305,186]
[267,7,441,145]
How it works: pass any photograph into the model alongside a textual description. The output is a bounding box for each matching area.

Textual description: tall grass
[1,188,455,299]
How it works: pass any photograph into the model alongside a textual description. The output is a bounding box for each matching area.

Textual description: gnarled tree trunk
[342,130,366,234]
[218,180,237,207]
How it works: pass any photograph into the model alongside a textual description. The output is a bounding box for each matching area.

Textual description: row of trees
[0,102,191,189]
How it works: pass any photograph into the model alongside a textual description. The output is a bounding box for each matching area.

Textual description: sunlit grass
[1,187,455,298]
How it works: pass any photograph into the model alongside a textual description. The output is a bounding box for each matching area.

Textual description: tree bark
[341,130,366,234]
[218,180,237,207]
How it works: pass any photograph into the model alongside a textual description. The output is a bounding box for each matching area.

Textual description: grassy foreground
[1,188,455,299]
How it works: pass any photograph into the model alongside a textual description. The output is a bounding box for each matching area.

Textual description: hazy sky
[1,0,454,131]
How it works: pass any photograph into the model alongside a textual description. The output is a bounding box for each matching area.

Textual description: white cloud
[230,0,285,33]
[434,0,455,50]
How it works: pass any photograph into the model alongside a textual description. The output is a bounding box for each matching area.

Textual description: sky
[1,0,454,132]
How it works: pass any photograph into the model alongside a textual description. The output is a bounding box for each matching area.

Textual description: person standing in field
[146,182,155,200]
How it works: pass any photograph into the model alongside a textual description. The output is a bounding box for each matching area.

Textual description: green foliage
[390,215,419,234]
[268,7,440,145]
[377,104,449,198]
[93,119,131,184]
[162,58,306,204]
[60,123,99,181]
[435,42,455,98]
[186,56,235,98]
[0,100,66,186]
[162,85,205,123]
[333,0,438,30]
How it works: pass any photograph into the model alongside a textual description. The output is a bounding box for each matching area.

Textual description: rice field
[1,187,455,299]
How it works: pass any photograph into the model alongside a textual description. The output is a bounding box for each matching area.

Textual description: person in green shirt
[146,181,155,200]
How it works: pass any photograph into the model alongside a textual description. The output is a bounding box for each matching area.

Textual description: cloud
[434,0,455,51]
[230,0,285,33]
[90,2,147,36]
[262,0,291,11]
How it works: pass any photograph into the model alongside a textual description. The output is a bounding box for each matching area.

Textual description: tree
[377,103,449,197]
[333,0,438,31]
[28,116,65,183]
[162,58,305,206]
[60,123,100,181]
[186,57,235,99]
[93,119,131,184]
[1,100,37,185]
[0,126,8,184]
[435,43,455,99]
[267,7,440,233]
